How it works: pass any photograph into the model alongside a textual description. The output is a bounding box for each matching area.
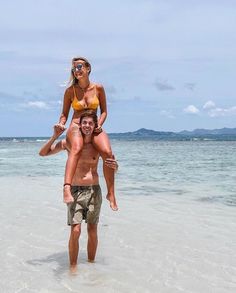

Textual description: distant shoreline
[108,127,236,141]
[1,127,236,141]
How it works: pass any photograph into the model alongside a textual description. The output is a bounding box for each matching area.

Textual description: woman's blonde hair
[69,56,91,85]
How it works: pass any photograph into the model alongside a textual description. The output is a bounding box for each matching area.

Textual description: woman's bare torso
[69,84,98,123]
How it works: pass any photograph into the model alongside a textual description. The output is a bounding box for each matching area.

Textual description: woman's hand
[94,125,103,134]
[55,123,66,130]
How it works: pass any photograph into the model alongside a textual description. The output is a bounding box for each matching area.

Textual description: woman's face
[72,60,90,80]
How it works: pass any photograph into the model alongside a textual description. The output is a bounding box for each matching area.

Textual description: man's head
[80,110,98,136]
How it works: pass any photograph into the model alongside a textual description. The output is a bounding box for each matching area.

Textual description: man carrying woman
[55,57,118,211]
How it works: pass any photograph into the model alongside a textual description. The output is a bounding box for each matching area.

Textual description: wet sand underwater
[0,176,235,293]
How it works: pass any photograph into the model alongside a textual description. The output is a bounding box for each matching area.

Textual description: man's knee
[87,224,97,237]
[71,225,81,239]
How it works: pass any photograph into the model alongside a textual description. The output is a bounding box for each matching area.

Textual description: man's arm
[39,125,66,156]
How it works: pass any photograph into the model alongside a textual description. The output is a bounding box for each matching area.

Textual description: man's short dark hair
[80,110,98,128]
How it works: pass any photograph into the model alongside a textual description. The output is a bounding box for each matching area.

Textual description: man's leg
[69,224,81,270]
[87,224,98,262]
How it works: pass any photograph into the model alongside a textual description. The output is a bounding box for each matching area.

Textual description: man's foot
[69,265,78,274]
[88,259,95,263]
[106,194,118,211]
[64,186,74,204]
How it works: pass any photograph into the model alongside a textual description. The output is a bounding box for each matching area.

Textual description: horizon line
[1,126,236,138]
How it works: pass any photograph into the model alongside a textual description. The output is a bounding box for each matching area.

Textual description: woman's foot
[64,186,74,204]
[106,194,118,211]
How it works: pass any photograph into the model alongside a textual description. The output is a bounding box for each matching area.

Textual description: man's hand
[39,124,66,157]
[105,158,118,171]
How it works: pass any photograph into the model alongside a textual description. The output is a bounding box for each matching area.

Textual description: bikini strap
[73,86,77,99]
[94,84,97,96]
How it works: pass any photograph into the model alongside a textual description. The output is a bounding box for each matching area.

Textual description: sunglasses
[72,64,84,72]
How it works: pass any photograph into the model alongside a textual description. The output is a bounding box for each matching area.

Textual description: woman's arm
[97,84,107,127]
[58,88,72,126]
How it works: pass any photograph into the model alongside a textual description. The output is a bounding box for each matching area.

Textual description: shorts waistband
[71,185,100,190]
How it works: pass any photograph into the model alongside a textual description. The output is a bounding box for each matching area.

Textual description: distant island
[1,127,236,141]
[109,127,236,141]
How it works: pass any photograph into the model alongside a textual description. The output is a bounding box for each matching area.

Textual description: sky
[0,0,236,136]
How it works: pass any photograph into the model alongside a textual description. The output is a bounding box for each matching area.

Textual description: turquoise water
[1,139,236,206]
[1,138,236,292]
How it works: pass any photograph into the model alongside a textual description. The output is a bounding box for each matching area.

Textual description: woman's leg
[92,131,118,211]
[64,122,83,203]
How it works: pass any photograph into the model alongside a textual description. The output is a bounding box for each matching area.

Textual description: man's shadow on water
[26,251,88,279]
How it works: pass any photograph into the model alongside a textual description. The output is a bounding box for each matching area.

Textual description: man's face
[80,116,95,136]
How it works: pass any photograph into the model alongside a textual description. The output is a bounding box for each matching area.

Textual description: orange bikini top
[71,85,99,111]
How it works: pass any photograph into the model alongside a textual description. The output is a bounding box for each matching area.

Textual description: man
[39,110,118,272]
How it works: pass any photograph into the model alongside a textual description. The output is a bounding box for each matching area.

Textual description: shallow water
[0,139,236,292]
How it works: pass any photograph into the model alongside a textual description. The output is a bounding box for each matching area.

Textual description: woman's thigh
[92,130,112,155]
[66,122,83,150]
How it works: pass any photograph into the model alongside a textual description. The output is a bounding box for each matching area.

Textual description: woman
[55,57,118,211]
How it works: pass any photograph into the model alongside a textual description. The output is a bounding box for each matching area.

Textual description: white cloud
[203,100,216,109]
[25,101,49,109]
[202,101,236,117]
[208,106,236,117]
[183,105,199,114]
[16,100,61,112]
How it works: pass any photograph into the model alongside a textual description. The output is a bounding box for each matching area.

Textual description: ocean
[0,138,235,292]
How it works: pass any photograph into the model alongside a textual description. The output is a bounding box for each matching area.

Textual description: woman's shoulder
[93,83,104,94]
[64,85,74,97]
[93,82,104,89]
[65,84,74,92]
